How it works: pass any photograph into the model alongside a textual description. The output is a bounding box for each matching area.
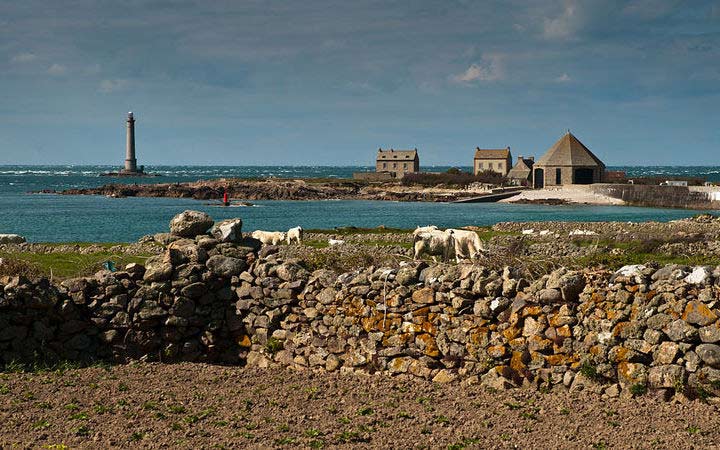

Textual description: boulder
[696,344,720,368]
[211,218,243,243]
[169,210,214,237]
[206,255,247,278]
[0,234,26,244]
[684,266,713,285]
[143,255,173,282]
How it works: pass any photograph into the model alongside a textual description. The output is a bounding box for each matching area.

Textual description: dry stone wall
[3,211,720,400]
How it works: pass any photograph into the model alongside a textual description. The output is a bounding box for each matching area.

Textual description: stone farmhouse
[376,148,419,177]
[473,147,512,176]
[533,132,605,188]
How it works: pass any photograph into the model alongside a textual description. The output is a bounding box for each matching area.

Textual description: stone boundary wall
[590,184,720,210]
[3,237,720,399]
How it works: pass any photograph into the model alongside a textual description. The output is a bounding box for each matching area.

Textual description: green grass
[0,251,151,280]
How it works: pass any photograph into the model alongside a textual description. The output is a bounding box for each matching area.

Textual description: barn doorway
[533,169,544,188]
[574,168,594,184]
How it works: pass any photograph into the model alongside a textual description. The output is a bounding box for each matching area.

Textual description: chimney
[517,155,524,163]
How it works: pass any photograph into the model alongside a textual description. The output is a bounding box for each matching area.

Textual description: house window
[478,162,483,169]
[498,163,503,171]
[556,168,562,184]
[393,163,397,169]
[383,163,387,169]
[403,163,407,169]
[489,162,493,169]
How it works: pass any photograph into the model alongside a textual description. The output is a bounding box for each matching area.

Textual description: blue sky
[1,0,718,166]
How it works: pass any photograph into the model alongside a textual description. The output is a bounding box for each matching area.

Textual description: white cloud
[47,63,67,75]
[11,52,36,63]
[556,73,572,82]
[451,55,504,84]
[543,1,581,39]
[99,79,129,93]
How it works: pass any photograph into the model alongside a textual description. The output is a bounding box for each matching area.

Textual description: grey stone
[143,256,173,282]
[210,218,243,243]
[169,210,214,237]
[538,288,562,304]
[180,282,207,298]
[700,325,720,343]
[696,344,720,368]
[648,365,685,389]
[664,319,698,342]
[206,255,247,278]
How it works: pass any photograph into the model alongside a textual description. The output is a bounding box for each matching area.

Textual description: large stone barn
[533,132,605,188]
[473,147,512,176]
[376,148,420,177]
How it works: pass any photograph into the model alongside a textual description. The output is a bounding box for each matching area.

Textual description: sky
[0,0,719,166]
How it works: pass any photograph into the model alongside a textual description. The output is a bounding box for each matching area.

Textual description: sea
[1,165,719,243]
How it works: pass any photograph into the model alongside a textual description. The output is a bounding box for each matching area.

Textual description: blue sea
[0,165,718,243]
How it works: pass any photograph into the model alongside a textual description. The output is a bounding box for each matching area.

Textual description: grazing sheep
[447,229,484,262]
[413,225,439,238]
[413,229,455,262]
[286,226,303,244]
[251,230,286,245]
[328,239,345,246]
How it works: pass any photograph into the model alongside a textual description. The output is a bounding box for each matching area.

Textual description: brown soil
[1,363,719,449]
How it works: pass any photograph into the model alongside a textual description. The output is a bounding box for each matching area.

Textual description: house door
[574,168,594,184]
[533,169,544,188]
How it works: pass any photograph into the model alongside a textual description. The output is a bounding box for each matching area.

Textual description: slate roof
[474,147,511,160]
[535,132,605,168]
[377,149,418,161]
[507,157,535,179]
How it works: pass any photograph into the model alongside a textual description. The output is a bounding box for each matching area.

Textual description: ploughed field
[1,363,719,449]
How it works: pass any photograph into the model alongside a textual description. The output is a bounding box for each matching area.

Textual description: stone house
[376,148,419,177]
[473,147,512,176]
[533,132,605,188]
[507,156,535,185]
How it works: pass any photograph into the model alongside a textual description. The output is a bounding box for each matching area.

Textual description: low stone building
[376,148,419,177]
[473,147,512,176]
[533,132,605,188]
[507,156,535,185]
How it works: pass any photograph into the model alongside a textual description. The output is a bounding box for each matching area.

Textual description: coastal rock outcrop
[0,234,26,244]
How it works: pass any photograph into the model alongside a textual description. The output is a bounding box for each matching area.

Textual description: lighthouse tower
[121,112,143,174]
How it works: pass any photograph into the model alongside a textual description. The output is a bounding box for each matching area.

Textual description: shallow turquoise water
[0,165,717,242]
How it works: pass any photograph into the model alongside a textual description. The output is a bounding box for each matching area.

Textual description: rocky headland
[49,178,486,202]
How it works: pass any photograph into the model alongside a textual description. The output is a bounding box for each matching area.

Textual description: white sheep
[287,226,303,244]
[251,230,286,245]
[413,229,455,262]
[446,229,484,262]
[413,225,439,238]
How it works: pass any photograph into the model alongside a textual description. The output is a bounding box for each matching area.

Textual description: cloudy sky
[1,0,718,166]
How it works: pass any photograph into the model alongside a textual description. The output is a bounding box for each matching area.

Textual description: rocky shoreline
[3,211,720,405]
[47,178,483,202]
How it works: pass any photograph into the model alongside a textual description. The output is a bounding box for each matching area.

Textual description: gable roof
[507,157,535,179]
[535,132,605,168]
[474,147,511,160]
[377,148,418,161]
